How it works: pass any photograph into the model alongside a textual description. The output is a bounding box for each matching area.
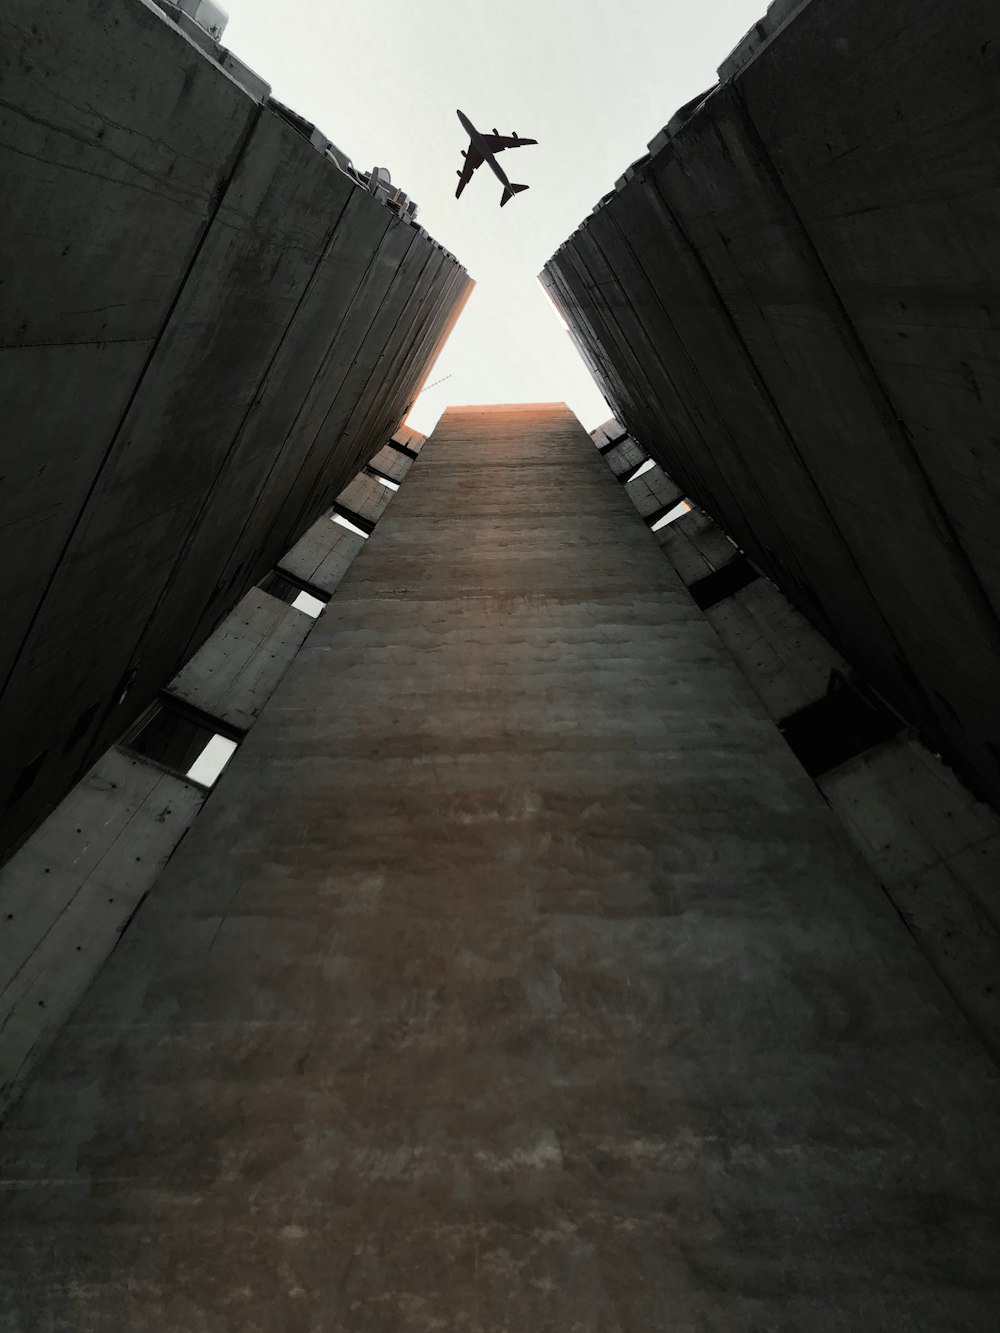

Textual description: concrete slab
[368,443,414,483]
[653,508,743,585]
[0,748,203,1120]
[166,589,316,732]
[335,472,396,528]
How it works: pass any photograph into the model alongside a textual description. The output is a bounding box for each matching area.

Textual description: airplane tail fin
[500,182,529,207]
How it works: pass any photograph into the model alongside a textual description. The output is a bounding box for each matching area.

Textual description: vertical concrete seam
[584,217,773,552]
[109,160,359,716]
[0,99,265,711]
[635,163,930,706]
[730,80,1000,656]
[285,241,436,528]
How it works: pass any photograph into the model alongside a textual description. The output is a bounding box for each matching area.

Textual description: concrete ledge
[0,748,203,1121]
[336,472,396,527]
[165,589,315,732]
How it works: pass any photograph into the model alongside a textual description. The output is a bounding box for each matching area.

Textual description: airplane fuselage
[457,109,514,191]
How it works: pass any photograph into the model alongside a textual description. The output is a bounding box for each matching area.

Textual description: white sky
[224,0,767,434]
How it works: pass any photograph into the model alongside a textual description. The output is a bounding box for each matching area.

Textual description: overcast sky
[224,0,767,434]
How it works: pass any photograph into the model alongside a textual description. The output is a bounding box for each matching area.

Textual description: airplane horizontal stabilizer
[500,182,529,208]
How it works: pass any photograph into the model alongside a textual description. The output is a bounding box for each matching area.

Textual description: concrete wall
[0,0,471,859]
[543,0,1000,810]
[595,415,1000,1070]
[2,405,999,1327]
[0,420,417,1121]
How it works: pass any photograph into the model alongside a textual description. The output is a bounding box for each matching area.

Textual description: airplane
[455,109,537,207]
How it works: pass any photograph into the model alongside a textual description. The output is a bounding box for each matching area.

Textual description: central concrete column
[1,405,998,1330]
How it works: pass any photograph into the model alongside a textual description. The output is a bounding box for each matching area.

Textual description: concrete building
[4,0,1000,1325]
[0,0,471,860]
[2,404,999,1328]
[543,0,1000,814]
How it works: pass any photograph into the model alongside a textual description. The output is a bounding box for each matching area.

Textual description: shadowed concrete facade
[543,0,1000,812]
[2,405,998,1330]
[0,0,471,859]
[0,424,423,1129]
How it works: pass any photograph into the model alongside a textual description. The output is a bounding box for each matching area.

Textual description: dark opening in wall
[328,502,375,537]
[259,569,331,618]
[778,671,902,778]
[124,699,242,789]
[598,431,629,454]
[5,751,48,810]
[649,500,691,532]
[363,464,400,491]
[689,555,760,610]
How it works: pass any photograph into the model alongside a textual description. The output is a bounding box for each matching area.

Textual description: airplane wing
[455,145,483,198]
[481,133,538,154]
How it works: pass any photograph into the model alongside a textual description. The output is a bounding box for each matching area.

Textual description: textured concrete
[544,0,1000,810]
[0,748,204,1122]
[278,519,368,598]
[165,589,315,733]
[596,418,1000,1091]
[0,413,422,1137]
[2,405,999,1330]
[0,0,471,858]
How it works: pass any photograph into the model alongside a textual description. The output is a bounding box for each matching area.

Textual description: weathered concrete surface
[597,417,1000,1096]
[0,413,425,1135]
[165,589,315,733]
[2,405,999,1330]
[279,518,368,597]
[820,738,1000,1064]
[368,440,416,483]
[624,461,685,522]
[544,0,1000,810]
[335,471,396,528]
[0,0,471,859]
[0,748,204,1122]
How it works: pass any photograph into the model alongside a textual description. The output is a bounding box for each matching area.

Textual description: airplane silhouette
[455,109,537,207]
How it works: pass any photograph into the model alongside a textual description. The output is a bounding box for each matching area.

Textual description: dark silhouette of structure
[455,109,536,206]
[0,0,471,861]
[543,0,1000,814]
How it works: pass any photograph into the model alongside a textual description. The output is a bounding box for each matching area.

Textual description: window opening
[625,458,656,484]
[650,500,691,532]
[259,569,331,616]
[688,554,760,610]
[778,671,902,778]
[291,591,325,619]
[332,513,370,539]
[125,700,242,790]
